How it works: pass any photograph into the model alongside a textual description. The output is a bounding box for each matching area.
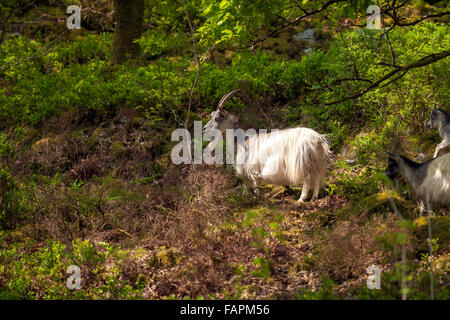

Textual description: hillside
[0,0,449,300]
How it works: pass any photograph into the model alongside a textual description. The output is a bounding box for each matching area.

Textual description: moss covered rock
[149,246,183,268]
[31,137,58,153]
[335,191,407,219]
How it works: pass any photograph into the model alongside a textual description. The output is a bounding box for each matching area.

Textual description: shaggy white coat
[235,127,332,201]
[418,153,450,207]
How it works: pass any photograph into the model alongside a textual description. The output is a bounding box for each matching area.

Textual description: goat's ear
[387,152,400,161]
[229,113,239,124]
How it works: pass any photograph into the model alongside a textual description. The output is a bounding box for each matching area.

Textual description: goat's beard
[392,177,398,189]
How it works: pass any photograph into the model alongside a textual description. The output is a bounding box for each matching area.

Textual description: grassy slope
[0,3,449,300]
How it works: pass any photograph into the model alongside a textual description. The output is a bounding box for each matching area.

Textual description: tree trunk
[112,0,145,64]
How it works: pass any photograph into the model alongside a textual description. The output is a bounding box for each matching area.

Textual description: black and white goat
[426,107,450,158]
[385,152,450,214]
[203,90,332,202]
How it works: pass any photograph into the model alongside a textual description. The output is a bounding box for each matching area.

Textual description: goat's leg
[242,184,250,196]
[298,180,310,202]
[433,140,447,158]
[425,193,435,300]
[249,171,260,195]
[311,178,321,200]
[433,146,441,158]
[419,200,426,217]
[426,194,435,217]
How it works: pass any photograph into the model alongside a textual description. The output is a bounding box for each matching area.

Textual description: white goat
[426,107,450,158]
[385,152,450,215]
[203,90,332,202]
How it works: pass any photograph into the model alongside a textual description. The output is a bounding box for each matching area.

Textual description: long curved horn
[217,89,241,110]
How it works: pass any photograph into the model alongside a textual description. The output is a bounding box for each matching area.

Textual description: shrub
[0,239,144,299]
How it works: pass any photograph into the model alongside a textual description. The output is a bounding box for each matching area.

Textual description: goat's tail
[290,128,332,186]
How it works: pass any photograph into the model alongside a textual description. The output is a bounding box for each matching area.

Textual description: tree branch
[324,50,450,105]
[252,0,347,48]
[385,10,450,27]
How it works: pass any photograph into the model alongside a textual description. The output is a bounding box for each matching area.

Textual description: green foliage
[0,166,36,230]
[327,161,380,201]
[0,239,143,299]
[196,0,373,47]
[0,0,448,301]
[301,23,449,134]
[1,22,446,158]
[197,52,306,114]
[251,256,271,279]
[297,278,339,300]
[354,261,447,300]
[197,0,267,46]
[137,30,189,59]
[0,240,66,299]
[0,33,194,128]
[0,133,11,160]
[241,207,284,250]
[144,0,201,32]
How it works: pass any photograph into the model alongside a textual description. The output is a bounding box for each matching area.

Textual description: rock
[304,48,313,55]
[293,28,317,57]
[293,28,315,42]
[149,246,183,268]
[414,153,427,162]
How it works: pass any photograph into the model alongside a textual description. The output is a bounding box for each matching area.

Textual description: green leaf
[203,3,213,15]
[219,0,229,10]
[268,221,279,230]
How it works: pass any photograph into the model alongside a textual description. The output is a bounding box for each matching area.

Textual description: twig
[182,0,200,129]
[378,0,396,66]
[426,199,435,300]
[379,69,408,89]
[384,9,450,27]
[0,8,14,46]
[387,118,408,300]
